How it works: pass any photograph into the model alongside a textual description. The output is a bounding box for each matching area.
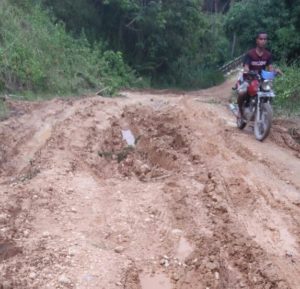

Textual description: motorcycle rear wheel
[254,102,273,141]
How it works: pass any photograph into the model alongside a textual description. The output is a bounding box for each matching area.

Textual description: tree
[225,0,300,61]
[42,0,228,86]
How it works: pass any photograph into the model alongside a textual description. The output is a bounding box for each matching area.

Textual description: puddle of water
[140,273,172,289]
[176,237,193,261]
[122,129,135,146]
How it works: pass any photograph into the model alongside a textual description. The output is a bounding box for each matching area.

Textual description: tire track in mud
[0,99,75,179]
[0,97,128,288]
[160,160,293,289]
[93,103,299,289]
[0,81,300,289]
[178,96,300,288]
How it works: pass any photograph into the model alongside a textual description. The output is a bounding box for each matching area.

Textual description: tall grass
[0,100,7,120]
[274,63,300,116]
[0,0,135,97]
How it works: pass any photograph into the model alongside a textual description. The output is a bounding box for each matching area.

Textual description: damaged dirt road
[0,79,300,289]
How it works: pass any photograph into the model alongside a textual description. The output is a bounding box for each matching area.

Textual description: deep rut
[0,80,299,289]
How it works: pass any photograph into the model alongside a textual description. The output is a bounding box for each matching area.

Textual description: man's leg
[237,92,247,119]
[237,80,249,119]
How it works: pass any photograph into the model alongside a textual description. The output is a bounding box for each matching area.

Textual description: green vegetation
[225,0,300,61]
[40,0,228,89]
[0,0,299,114]
[274,64,300,116]
[225,0,300,115]
[0,99,8,120]
[0,0,135,97]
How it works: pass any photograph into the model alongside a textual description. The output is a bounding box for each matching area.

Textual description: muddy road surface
[0,79,300,289]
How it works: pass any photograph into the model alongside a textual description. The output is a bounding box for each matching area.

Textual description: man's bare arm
[243,64,250,73]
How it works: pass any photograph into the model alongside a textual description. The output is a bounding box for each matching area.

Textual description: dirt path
[0,80,300,289]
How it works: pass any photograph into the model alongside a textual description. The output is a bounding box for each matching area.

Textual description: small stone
[214,272,220,280]
[160,259,166,265]
[114,246,125,253]
[29,272,37,279]
[171,229,183,236]
[68,247,78,256]
[216,204,227,213]
[23,230,30,237]
[42,231,50,238]
[115,282,122,286]
[286,251,293,258]
[71,207,77,213]
[58,274,72,285]
[0,227,9,234]
[172,273,180,281]
[206,262,217,271]
[140,164,151,174]
[292,198,300,207]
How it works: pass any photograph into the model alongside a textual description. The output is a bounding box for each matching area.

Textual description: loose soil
[0,79,300,289]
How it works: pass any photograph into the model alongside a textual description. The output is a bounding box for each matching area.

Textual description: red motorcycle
[230,70,276,141]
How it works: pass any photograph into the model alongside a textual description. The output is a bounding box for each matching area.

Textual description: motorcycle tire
[237,117,246,130]
[254,102,273,141]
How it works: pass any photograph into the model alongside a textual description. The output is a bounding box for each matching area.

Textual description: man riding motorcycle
[237,32,282,120]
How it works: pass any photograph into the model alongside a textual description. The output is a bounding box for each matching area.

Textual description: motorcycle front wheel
[254,102,273,141]
[237,117,246,130]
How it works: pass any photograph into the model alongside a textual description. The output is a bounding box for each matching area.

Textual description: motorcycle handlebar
[243,71,260,80]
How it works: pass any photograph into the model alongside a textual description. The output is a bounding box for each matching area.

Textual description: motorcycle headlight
[262,80,273,91]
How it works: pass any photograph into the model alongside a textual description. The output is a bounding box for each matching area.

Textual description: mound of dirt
[0,80,299,289]
[270,119,300,155]
[81,105,191,181]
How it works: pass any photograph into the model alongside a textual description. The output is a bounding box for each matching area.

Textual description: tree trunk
[214,0,218,13]
[117,17,124,51]
[231,32,237,57]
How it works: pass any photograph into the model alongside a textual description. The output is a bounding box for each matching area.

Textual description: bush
[0,0,135,97]
[156,55,225,89]
[0,99,8,120]
[274,63,300,116]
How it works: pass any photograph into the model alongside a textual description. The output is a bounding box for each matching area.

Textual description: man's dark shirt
[243,48,273,73]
